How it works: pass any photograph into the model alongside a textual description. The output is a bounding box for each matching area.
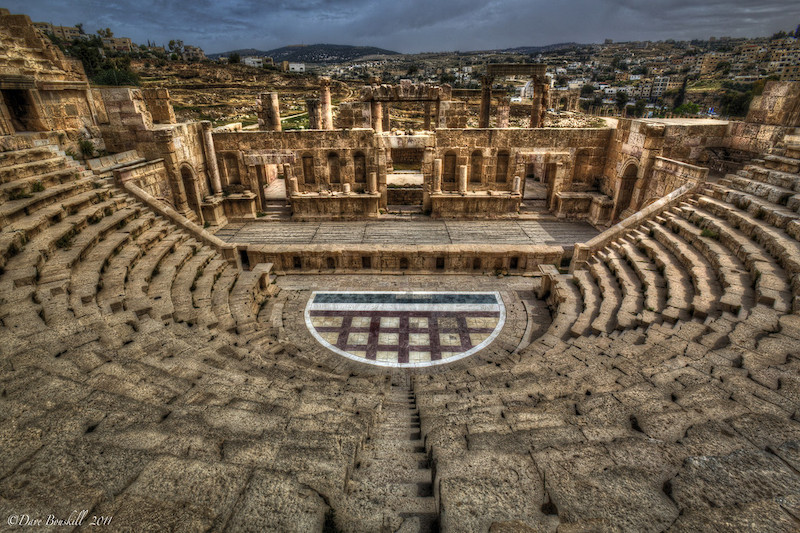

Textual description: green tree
[634,99,647,117]
[675,102,700,115]
[673,78,687,109]
[228,52,240,64]
[615,91,628,111]
[97,28,113,38]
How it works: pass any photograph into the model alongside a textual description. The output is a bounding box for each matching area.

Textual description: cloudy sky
[7,0,800,54]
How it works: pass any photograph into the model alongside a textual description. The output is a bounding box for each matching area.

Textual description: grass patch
[8,189,32,201]
[700,228,720,240]
[56,230,76,249]
[283,114,309,130]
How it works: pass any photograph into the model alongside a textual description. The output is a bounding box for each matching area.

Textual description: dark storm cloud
[6,0,800,53]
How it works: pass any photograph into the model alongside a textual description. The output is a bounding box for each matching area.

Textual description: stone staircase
[344,379,438,532]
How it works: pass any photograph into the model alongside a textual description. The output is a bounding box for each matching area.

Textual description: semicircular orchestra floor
[279,274,544,371]
[305,291,506,367]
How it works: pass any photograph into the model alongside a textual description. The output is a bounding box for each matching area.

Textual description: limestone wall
[726,121,787,155]
[746,81,800,127]
[246,243,564,275]
[432,128,612,194]
[642,157,708,207]
[98,88,215,221]
[602,119,725,220]
[0,12,99,139]
[113,159,171,201]
[212,129,383,195]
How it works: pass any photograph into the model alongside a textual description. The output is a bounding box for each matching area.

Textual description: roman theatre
[1,10,800,532]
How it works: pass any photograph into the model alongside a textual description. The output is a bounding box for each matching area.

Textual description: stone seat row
[0,138,392,530]
[407,145,800,530]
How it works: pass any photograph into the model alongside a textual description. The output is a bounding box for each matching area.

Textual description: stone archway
[614,162,639,221]
[180,165,204,223]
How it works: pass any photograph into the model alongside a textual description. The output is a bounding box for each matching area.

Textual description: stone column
[496,97,510,128]
[306,98,322,129]
[368,171,378,194]
[320,78,334,130]
[512,175,521,194]
[458,165,468,195]
[259,92,282,132]
[433,158,442,193]
[423,101,432,130]
[201,121,222,194]
[371,101,383,132]
[382,104,390,132]
[530,83,546,128]
[287,177,299,195]
[479,75,493,128]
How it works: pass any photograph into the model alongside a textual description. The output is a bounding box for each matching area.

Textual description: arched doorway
[615,163,638,220]
[180,165,203,223]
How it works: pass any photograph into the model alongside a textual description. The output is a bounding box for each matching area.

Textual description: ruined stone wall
[113,160,171,201]
[746,81,800,127]
[641,157,708,207]
[602,119,726,218]
[141,88,176,125]
[0,12,99,141]
[726,121,787,155]
[98,88,214,218]
[212,130,382,194]
[432,128,612,193]
[334,102,371,129]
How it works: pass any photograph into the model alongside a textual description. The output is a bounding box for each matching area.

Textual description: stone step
[172,247,217,324]
[763,153,800,173]
[69,215,156,318]
[618,239,667,323]
[588,257,622,334]
[125,233,190,319]
[648,221,721,320]
[148,241,200,322]
[210,265,240,332]
[681,204,792,312]
[0,145,57,169]
[0,155,73,183]
[544,273,582,341]
[96,221,171,314]
[664,211,755,315]
[605,247,646,328]
[570,269,601,338]
[631,229,693,323]
[0,177,96,230]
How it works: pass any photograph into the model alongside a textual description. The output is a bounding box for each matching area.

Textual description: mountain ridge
[208,43,400,63]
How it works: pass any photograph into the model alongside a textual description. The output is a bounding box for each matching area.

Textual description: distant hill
[209,44,400,63]
[501,42,581,54]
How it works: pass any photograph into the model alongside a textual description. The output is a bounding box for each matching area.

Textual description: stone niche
[429,192,522,219]
[290,192,381,221]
